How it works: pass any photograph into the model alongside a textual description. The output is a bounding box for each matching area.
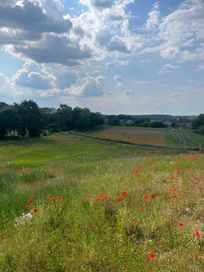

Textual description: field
[0,133,203,271]
[87,126,204,149]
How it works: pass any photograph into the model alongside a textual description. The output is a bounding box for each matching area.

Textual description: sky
[0,0,204,115]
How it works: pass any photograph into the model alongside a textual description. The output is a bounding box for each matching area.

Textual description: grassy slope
[0,134,203,271]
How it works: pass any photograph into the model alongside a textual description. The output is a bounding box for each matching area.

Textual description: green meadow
[0,133,203,271]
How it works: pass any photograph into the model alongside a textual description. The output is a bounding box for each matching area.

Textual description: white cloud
[13,63,56,89]
[158,0,204,61]
[144,2,160,31]
[64,75,106,97]
[159,64,177,74]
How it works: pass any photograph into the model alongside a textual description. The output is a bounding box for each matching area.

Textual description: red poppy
[143,195,148,200]
[95,197,100,201]
[194,231,201,237]
[33,208,38,214]
[173,194,177,199]
[24,205,30,209]
[149,253,155,260]
[50,196,55,201]
[122,192,127,197]
[166,196,170,201]
[57,196,62,201]
[28,199,33,203]
[173,187,176,191]
[138,207,143,212]
[150,194,155,199]
[157,241,161,247]
[179,223,184,228]
[101,195,107,201]
[117,197,122,202]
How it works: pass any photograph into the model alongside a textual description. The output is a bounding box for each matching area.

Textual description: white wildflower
[14,212,33,227]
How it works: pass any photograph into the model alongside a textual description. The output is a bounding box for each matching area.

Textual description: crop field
[87,126,204,149]
[0,133,203,271]
[87,126,168,146]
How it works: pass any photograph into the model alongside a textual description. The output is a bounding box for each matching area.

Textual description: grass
[0,133,203,271]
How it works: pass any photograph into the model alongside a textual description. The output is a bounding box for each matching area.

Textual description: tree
[18,100,43,137]
[57,104,73,131]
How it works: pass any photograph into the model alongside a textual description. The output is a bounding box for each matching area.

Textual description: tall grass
[0,134,203,271]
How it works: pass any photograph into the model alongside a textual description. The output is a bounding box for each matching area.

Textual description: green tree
[18,100,43,137]
[57,104,73,131]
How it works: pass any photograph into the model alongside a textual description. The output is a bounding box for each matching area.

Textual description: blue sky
[0,0,204,115]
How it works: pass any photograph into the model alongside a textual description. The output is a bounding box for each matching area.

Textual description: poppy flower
[179,223,184,228]
[157,241,161,247]
[57,196,62,201]
[33,208,38,214]
[138,207,143,212]
[117,198,122,202]
[173,194,177,199]
[194,231,201,237]
[122,192,127,197]
[173,187,176,191]
[166,196,170,201]
[50,196,55,201]
[24,205,30,209]
[149,253,155,260]
[143,195,148,200]
[101,195,107,201]
[150,194,155,199]
[95,197,100,201]
[28,199,33,203]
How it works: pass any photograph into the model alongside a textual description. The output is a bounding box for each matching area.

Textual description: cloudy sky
[0,0,204,115]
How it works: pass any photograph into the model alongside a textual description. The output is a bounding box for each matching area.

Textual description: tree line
[192,114,204,135]
[0,100,104,140]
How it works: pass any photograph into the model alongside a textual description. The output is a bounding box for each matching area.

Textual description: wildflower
[50,196,55,201]
[122,192,127,197]
[28,199,33,203]
[24,205,30,209]
[143,195,148,200]
[14,213,33,227]
[95,197,100,201]
[179,223,184,228]
[157,241,161,247]
[101,195,107,201]
[149,253,155,260]
[117,198,122,202]
[33,208,38,214]
[166,196,170,201]
[173,187,176,191]
[57,196,62,201]
[150,194,155,199]
[138,207,143,212]
[194,231,201,237]
[173,194,177,199]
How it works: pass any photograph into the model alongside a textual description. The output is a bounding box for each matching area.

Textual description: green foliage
[192,114,204,134]
[0,101,104,140]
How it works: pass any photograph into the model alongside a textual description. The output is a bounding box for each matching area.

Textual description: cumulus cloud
[65,75,106,97]
[0,0,72,34]
[159,64,177,74]
[14,34,92,66]
[14,67,56,89]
